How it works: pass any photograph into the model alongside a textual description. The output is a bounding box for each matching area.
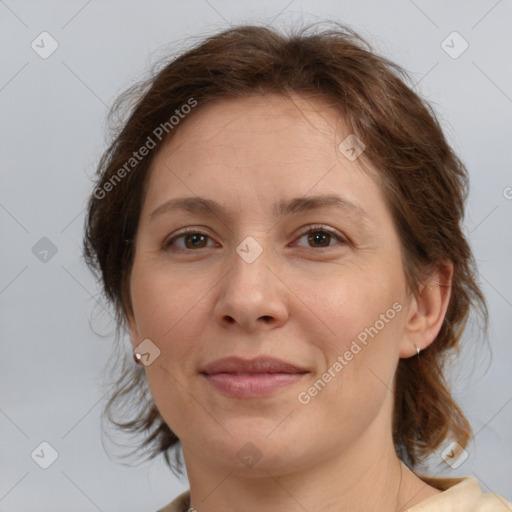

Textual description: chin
[203,429,311,476]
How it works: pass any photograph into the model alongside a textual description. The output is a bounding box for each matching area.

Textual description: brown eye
[162,225,347,253]
[307,230,331,248]
[294,226,347,250]
[163,230,214,251]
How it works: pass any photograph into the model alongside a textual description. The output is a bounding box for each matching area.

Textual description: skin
[127,93,452,512]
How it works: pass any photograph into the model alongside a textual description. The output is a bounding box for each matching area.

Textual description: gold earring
[415,344,421,356]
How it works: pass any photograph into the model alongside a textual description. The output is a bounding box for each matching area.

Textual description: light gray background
[1,1,511,511]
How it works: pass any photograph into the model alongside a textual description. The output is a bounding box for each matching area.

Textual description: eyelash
[162,224,349,252]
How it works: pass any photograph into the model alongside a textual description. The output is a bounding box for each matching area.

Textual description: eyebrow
[148,194,369,225]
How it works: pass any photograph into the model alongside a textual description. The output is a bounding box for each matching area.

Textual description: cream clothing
[156,476,512,512]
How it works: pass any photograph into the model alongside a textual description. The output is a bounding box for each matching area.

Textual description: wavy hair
[82,22,488,476]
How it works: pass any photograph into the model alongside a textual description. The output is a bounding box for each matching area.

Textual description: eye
[293,225,348,250]
[162,225,348,252]
[162,228,216,251]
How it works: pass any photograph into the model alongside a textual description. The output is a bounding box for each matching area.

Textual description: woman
[83,22,511,512]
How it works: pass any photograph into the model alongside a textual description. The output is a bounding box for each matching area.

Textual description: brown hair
[82,22,488,476]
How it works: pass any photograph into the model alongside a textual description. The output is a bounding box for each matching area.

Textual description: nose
[212,239,289,332]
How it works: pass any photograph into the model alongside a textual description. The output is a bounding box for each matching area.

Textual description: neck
[182,418,438,512]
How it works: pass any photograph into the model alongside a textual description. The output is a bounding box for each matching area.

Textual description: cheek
[140,305,209,438]
[130,268,209,411]
[309,275,403,354]
[130,264,206,341]
[304,276,405,409]
[300,286,403,433]
[144,365,210,448]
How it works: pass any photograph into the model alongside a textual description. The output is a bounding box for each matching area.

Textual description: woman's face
[128,93,417,475]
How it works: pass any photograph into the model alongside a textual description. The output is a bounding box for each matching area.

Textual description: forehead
[140,93,386,225]
[164,93,345,155]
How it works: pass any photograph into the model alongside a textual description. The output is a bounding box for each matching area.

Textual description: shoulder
[155,479,512,512]
[156,489,190,512]
[408,476,512,511]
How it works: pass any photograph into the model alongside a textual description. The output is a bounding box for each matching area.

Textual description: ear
[399,262,453,359]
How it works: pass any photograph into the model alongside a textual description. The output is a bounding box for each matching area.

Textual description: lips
[199,356,308,376]
[199,356,309,398]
